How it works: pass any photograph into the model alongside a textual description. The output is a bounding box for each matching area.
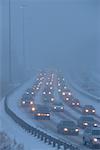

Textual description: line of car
[57,74,100,148]
[19,71,100,149]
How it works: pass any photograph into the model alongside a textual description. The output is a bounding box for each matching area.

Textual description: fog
[1,0,100,97]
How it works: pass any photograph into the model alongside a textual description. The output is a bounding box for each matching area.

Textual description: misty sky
[2,0,100,83]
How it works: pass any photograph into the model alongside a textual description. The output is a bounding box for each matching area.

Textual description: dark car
[69,98,80,107]
[42,89,54,103]
[57,120,79,135]
[34,105,50,120]
[82,105,96,115]
[61,89,72,99]
[83,127,100,148]
[77,116,97,129]
[51,102,64,112]
[26,88,35,96]
[20,94,34,106]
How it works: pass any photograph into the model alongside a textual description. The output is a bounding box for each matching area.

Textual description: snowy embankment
[67,73,100,101]
[66,74,100,116]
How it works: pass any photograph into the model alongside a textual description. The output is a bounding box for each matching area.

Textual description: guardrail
[4,96,80,150]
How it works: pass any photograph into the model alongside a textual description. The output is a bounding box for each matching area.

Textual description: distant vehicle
[57,120,79,135]
[61,89,72,98]
[83,127,100,148]
[30,104,36,112]
[69,98,80,107]
[82,105,96,115]
[26,88,35,96]
[20,94,34,106]
[62,94,73,102]
[34,105,50,120]
[42,89,54,103]
[77,116,97,129]
[51,102,64,112]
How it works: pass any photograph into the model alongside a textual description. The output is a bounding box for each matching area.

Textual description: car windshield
[85,105,93,109]
[54,103,63,106]
[63,121,75,126]
[82,117,94,121]
[92,130,100,135]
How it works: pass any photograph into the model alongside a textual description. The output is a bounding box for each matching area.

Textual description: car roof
[80,116,94,120]
[85,127,100,131]
[26,88,33,92]
[83,105,94,108]
[22,94,33,100]
[60,120,76,126]
[53,102,63,105]
[92,127,100,130]
[36,105,50,113]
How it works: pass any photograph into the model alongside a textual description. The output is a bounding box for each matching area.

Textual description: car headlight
[75,128,79,132]
[77,103,80,106]
[50,87,53,90]
[37,113,41,116]
[85,109,89,112]
[68,92,71,96]
[64,128,68,131]
[43,92,46,95]
[51,98,54,101]
[26,92,29,94]
[61,107,64,109]
[62,92,66,96]
[58,83,60,86]
[31,92,34,95]
[92,110,95,113]
[84,122,88,126]
[30,101,33,105]
[49,92,51,95]
[66,98,69,101]
[50,82,52,85]
[72,102,75,105]
[46,114,50,116]
[32,107,35,111]
[54,106,57,109]
[94,123,97,127]
[58,89,61,92]
[64,86,67,89]
[93,138,98,142]
[22,101,25,104]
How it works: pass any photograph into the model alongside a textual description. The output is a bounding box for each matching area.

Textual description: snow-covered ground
[65,74,100,116]
[67,73,100,101]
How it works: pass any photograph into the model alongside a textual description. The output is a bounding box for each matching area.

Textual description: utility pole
[9,0,12,84]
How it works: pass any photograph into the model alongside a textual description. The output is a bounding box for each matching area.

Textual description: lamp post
[9,0,12,84]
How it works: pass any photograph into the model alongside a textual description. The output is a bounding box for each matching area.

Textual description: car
[42,88,54,102]
[82,105,96,115]
[83,127,100,148]
[57,120,79,135]
[20,94,34,106]
[77,116,97,129]
[51,102,64,112]
[34,105,50,120]
[61,94,73,102]
[61,89,72,98]
[69,98,80,107]
[26,88,35,96]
